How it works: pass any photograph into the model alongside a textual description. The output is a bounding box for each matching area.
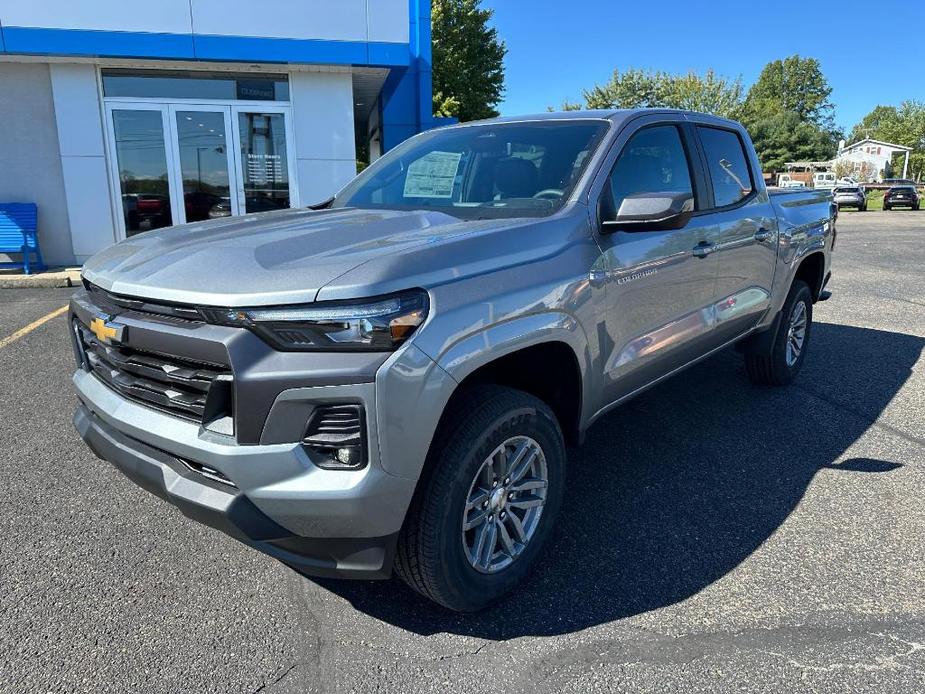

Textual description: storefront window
[102,70,289,102]
[175,111,232,222]
[238,113,291,213]
[111,110,173,236]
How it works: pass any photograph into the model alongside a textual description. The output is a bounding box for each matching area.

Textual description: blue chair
[0,203,46,274]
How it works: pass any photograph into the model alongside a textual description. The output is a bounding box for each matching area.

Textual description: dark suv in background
[883,185,920,211]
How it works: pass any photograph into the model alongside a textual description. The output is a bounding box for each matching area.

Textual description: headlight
[202,291,428,352]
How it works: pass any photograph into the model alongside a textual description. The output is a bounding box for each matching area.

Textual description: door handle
[692,242,716,258]
[754,227,773,243]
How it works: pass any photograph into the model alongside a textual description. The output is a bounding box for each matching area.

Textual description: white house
[835,138,913,181]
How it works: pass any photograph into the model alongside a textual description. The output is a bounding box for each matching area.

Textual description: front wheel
[394,386,566,611]
[745,280,813,386]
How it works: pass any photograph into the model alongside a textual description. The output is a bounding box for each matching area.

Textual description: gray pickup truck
[70,110,835,611]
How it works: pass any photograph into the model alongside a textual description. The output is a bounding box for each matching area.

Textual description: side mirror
[600,192,694,232]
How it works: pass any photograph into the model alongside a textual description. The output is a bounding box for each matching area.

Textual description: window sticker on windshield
[403,151,463,198]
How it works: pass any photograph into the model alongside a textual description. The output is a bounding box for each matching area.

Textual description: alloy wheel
[785,299,808,367]
[461,436,549,574]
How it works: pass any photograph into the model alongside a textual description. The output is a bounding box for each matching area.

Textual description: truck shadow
[311,322,923,638]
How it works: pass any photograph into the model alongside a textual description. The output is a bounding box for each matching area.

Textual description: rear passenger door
[590,117,722,406]
[690,121,778,342]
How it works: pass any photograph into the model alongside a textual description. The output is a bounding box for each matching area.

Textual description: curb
[0,269,81,289]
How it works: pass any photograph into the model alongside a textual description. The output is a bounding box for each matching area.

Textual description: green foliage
[431,0,507,122]
[848,105,900,143]
[580,68,743,118]
[743,55,835,131]
[432,91,461,119]
[747,110,836,172]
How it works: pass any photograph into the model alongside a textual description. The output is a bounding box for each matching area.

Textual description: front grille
[75,320,233,427]
[84,281,204,323]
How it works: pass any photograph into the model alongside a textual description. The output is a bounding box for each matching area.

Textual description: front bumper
[74,399,402,579]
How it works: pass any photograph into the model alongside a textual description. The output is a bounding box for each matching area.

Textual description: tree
[848,105,899,144]
[579,68,743,119]
[744,55,836,131]
[747,110,835,172]
[431,0,507,122]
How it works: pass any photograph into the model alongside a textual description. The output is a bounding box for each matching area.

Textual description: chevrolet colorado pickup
[71,110,835,611]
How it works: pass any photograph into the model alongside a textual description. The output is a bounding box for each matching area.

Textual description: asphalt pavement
[1,210,923,693]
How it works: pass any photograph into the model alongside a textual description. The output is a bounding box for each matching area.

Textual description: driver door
[592,119,723,405]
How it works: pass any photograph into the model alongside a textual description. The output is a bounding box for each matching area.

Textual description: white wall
[290,71,357,205]
[49,64,117,260]
[2,0,409,44]
[2,1,193,34]
[0,63,74,266]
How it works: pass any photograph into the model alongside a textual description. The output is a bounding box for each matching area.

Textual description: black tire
[745,280,813,386]
[394,385,566,612]
[859,204,867,212]
[884,204,891,211]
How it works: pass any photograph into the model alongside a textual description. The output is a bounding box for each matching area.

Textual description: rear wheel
[395,386,566,611]
[745,280,813,386]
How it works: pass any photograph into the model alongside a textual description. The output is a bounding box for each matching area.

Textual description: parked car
[121,193,172,232]
[883,185,920,211]
[833,185,867,211]
[783,180,806,189]
[812,172,837,190]
[70,110,836,611]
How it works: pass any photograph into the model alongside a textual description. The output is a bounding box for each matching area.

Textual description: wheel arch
[435,313,590,446]
[793,251,826,302]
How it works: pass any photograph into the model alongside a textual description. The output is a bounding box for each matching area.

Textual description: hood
[82,207,534,306]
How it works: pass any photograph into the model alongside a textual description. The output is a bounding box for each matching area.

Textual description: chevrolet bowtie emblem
[89,316,125,344]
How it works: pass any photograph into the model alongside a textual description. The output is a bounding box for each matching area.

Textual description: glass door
[105,102,298,239]
[106,104,176,237]
[167,105,239,224]
[231,106,297,214]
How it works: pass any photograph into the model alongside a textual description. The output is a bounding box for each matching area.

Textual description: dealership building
[0,1,437,267]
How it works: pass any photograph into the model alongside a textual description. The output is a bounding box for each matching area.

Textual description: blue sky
[482,1,925,134]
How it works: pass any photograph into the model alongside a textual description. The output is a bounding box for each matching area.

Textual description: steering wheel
[533,188,565,200]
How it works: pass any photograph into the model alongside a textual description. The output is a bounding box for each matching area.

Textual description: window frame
[601,122,704,219]
[691,124,758,213]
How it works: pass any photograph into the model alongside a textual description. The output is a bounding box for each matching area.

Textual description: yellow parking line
[0,305,69,349]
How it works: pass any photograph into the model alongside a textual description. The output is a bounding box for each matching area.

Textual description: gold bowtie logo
[90,317,120,344]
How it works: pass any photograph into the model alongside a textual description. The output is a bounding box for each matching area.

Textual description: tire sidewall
[429,401,566,609]
[774,282,813,379]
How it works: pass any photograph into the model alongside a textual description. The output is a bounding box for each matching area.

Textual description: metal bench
[0,203,46,275]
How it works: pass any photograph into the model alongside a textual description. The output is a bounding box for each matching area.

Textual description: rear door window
[697,126,754,207]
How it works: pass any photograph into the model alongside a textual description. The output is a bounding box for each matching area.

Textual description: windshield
[332,120,610,219]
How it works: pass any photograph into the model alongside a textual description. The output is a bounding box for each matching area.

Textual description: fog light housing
[302,404,367,470]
